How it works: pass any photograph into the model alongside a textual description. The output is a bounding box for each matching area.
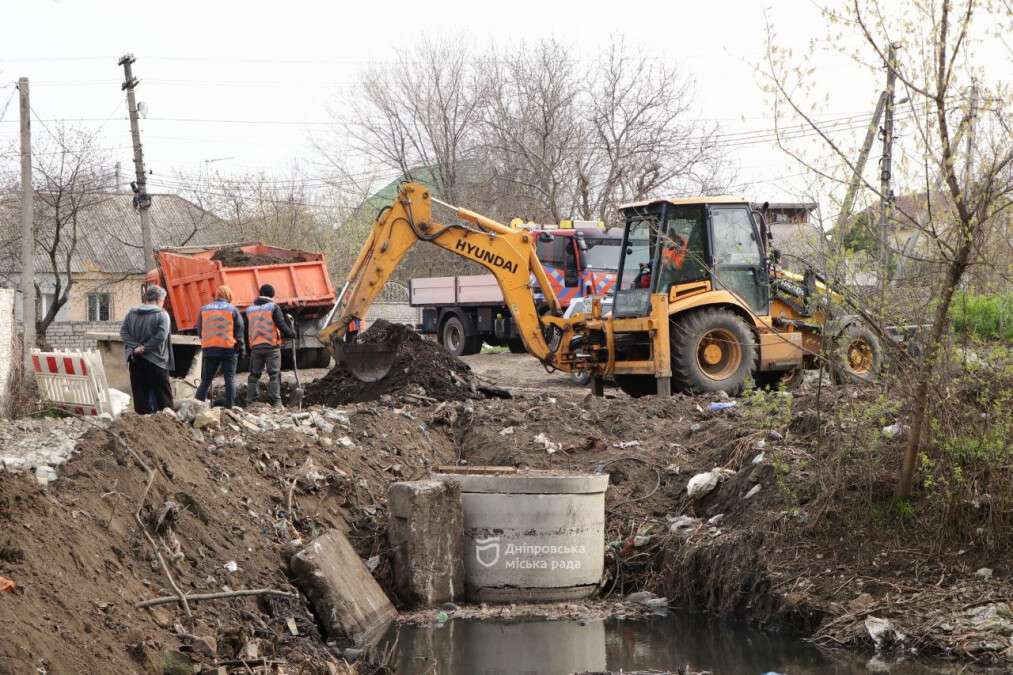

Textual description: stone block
[290,530,395,646]
[388,479,464,608]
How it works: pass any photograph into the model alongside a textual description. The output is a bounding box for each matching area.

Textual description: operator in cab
[194,285,245,409]
[245,284,295,407]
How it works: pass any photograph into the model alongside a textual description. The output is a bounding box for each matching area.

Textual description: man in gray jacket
[120,285,175,414]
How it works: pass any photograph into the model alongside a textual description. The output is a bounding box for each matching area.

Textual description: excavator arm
[320,182,572,378]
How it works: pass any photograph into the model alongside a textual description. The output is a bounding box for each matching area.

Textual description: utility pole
[119,54,154,271]
[18,77,36,382]
[834,91,887,232]
[878,43,898,307]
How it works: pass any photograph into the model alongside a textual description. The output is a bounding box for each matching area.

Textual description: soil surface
[211,247,311,268]
[1,347,1011,673]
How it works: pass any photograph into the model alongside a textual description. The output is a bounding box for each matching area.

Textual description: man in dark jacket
[245,283,295,406]
[194,285,245,408]
[120,285,175,414]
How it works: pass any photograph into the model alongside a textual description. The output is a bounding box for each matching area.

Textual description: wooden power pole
[18,77,35,381]
[119,54,154,271]
[834,91,887,232]
[878,44,898,306]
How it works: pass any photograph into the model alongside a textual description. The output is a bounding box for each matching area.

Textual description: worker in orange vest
[345,318,361,343]
[194,285,245,408]
[245,284,295,406]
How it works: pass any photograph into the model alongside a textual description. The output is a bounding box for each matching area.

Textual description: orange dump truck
[144,243,337,370]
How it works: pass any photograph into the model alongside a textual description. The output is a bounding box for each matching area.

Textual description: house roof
[0,192,220,276]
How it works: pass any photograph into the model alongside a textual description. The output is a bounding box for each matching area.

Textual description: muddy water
[383,613,959,674]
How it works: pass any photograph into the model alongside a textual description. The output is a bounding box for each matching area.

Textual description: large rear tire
[833,324,882,384]
[671,308,755,395]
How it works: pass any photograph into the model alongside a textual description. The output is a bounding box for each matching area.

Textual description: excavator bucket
[335,339,401,383]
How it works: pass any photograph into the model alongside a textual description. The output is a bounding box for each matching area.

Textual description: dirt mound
[0,405,456,673]
[211,247,312,268]
[304,321,491,405]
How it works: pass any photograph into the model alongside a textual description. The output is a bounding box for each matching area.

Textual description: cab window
[655,205,708,291]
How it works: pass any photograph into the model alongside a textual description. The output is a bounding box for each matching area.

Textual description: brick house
[0,192,218,348]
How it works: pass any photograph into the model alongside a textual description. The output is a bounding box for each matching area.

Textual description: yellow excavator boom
[320,182,570,367]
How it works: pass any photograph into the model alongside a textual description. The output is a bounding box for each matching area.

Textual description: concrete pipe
[432,471,609,603]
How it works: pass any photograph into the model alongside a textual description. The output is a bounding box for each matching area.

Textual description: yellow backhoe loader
[319,182,881,397]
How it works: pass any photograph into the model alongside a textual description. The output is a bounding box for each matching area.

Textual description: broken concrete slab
[388,479,465,607]
[290,529,395,646]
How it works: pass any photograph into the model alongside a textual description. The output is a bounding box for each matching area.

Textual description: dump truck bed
[152,243,336,332]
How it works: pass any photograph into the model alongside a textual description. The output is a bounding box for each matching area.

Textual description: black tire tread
[670,308,756,394]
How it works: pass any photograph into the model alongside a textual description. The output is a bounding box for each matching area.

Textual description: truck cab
[412,226,623,356]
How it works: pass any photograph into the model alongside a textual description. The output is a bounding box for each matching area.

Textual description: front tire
[833,324,881,384]
[671,308,755,395]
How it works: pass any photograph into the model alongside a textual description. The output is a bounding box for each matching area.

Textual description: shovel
[289,316,305,409]
[334,338,401,383]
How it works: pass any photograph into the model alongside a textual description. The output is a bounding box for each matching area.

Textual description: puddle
[382,613,966,674]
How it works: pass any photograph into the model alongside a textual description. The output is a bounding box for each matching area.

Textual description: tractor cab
[613,196,769,319]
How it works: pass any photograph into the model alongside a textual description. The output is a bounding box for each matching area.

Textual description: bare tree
[332,37,731,227]
[575,39,726,223]
[342,38,485,205]
[481,38,584,222]
[0,126,115,342]
[765,0,1013,498]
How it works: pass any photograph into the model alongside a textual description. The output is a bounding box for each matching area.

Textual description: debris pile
[211,246,312,268]
[304,321,494,405]
[0,414,106,485]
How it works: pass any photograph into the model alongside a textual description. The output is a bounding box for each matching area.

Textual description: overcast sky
[1,0,1007,212]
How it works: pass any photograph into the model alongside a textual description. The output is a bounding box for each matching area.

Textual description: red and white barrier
[31,349,112,416]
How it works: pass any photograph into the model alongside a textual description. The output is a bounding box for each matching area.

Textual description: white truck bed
[410,275,505,306]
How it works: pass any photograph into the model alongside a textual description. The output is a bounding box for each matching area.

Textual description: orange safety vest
[661,234,688,270]
[199,300,237,349]
[246,302,282,347]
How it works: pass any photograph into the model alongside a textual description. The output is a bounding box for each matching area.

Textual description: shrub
[949,291,1013,342]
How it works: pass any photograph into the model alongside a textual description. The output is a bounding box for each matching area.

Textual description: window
[656,205,709,290]
[87,292,111,321]
[711,207,762,266]
[710,206,768,313]
[580,236,623,270]
[617,217,655,290]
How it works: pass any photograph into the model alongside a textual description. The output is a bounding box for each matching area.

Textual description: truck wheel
[440,315,472,357]
[507,339,527,354]
[671,308,755,395]
[571,371,592,386]
[615,375,657,398]
[833,324,881,384]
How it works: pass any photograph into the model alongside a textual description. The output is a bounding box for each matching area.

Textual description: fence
[31,349,113,416]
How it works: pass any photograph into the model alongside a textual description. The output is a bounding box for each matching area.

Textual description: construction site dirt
[1,346,1011,673]
[210,247,313,268]
[303,321,492,406]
